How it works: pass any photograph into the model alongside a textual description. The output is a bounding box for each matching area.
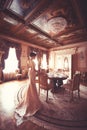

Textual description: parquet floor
[0,79,87,130]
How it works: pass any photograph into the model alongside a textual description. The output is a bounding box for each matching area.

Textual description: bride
[15,52,42,124]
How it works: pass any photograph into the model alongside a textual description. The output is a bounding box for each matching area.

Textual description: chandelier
[48,17,67,34]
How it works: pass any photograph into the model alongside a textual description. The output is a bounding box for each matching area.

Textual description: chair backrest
[72,74,80,91]
[39,72,53,90]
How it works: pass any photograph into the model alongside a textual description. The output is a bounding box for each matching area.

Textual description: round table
[48,75,68,93]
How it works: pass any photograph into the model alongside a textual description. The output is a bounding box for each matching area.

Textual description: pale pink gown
[15,59,41,124]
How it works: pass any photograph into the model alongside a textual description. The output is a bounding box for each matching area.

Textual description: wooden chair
[62,73,81,101]
[39,72,53,102]
[80,72,87,84]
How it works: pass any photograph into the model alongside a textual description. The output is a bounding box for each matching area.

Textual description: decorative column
[0,51,4,83]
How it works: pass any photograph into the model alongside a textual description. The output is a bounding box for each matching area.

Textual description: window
[3,47,19,73]
[34,56,38,70]
[41,54,47,70]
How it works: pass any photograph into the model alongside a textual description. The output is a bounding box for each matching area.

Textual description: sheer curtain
[3,47,19,73]
[2,47,19,81]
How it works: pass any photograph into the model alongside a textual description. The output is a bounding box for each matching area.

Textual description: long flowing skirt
[14,76,42,125]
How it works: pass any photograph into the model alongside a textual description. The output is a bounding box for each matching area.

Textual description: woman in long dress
[15,52,42,125]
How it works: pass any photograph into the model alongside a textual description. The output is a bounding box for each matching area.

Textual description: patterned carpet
[28,86,87,130]
[39,90,87,120]
[15,85,87,130]
[0,81,87,130]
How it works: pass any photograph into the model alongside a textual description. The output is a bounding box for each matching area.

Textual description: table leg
[52,79,63,93]
[57,79,63,87]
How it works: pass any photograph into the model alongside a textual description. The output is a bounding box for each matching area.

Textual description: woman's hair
[30,52,37,57]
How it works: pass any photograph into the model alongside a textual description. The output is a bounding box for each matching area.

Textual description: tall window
[41,54,47,70]
[34,56,38,70]
[3,47,19,73]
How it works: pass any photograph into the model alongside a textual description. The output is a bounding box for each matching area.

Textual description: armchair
[62,73,81,101]
[39,71,53,102]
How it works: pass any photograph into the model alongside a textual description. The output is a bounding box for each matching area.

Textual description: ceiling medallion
[48,17,67,34]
